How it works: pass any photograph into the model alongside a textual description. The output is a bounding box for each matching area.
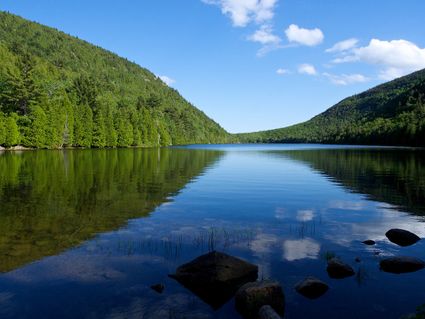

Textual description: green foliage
[239,69,425,147]
[0,112,5,145]
[4,114,20,147]
[27,105,48,148]
[0,11,229,148]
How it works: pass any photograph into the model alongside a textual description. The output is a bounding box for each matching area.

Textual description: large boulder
[327,258,355,279]
[169,251,258,308]
[295,277,329,299]
[259,305,282,319]
[385,229,420,247]
[235,280,285,319]
[380,257,425,274]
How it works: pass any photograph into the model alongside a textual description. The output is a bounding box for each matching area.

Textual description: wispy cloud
[276,68,290,75]
[323,72,370,86]
[202,0,278,27]
[298,63,317,75]
[326,38,358,53]
[159,75,175,86]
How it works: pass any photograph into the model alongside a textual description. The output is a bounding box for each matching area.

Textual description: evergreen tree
[105,106,117,147]
[0,112,5,145]
[2,53,40,115]
[92,111,106,148]
[4,115,20,147]
[28,106,48,148]
[73,104,93,147]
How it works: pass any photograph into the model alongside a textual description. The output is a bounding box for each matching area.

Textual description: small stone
[362,240,376,245]
[380,257,425,274]
[150,284,165,294]
[327,258,355,279]
[295,277,329,299]
[355,257,361,263]
[235,280,285,319]
[385,229,420,247]
[259,305,282,319]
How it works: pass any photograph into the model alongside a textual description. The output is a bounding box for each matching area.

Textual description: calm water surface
[0,144,424,319]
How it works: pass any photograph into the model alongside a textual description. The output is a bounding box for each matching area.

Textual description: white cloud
[298,63,317,75]
[202,0,277,27]
[333,39,425,80]
[282,238,320,261]
[285,24,324,47]
[296,210,315,222]
[248,24,281,45]
[276,68,290,75]
[326,38,358,53]
[159,75,175,86]
[323,72,370,86]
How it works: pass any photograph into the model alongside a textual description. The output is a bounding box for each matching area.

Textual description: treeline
[0,12,230,149]
[238,69,425,147]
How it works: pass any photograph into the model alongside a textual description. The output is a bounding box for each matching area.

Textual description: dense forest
[0,12,230,149]
[238,68,425,146]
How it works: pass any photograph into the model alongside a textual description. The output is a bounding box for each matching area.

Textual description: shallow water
[0,145,424,319]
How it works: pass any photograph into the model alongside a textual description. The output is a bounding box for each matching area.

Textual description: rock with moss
[235,280,285,319]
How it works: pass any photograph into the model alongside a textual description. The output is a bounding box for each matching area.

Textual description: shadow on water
[271,148,425,216]
[0,148,224,273]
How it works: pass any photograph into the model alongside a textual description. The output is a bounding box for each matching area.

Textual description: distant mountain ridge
[238,68,425,146]
[0,11,230,148]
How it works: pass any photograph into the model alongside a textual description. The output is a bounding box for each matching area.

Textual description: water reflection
[0,148,223,272]
[1,146,425,319]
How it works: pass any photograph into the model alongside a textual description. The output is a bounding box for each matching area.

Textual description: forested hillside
[0,12,230,149]
[238,68,425,146]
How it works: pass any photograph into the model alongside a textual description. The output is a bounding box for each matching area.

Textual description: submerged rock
[169,251,258,309]
[362,240,376,246]
[150,284,165,294]
[327,258,355,279]
[355,257,361,263]
[295,277,329,299]
[385,229,420,247]
[259,305,282,319]
[380,257,425,274]
[235,280,285,319]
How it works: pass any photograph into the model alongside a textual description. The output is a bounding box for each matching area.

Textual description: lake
[0,144,424,319]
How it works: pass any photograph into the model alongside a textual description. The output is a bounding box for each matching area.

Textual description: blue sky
[1,0,425,133]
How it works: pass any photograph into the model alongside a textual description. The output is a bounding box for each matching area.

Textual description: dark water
[0,145,424,319]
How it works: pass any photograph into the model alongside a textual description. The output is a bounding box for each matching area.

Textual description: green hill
[0,11,230,148]
[238,68,425,146]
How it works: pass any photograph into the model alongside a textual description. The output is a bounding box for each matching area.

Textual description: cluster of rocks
[160,228,423,318]
[362,228,425,274]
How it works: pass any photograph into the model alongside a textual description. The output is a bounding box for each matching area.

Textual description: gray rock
[385,229,420,247]
[235,280,285,319]
[259,305,282,319]
[362,240,376,245]
[295,277,329,299]
[380,256,425,274]
[327,258,355,279]
[169,251,258,308]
